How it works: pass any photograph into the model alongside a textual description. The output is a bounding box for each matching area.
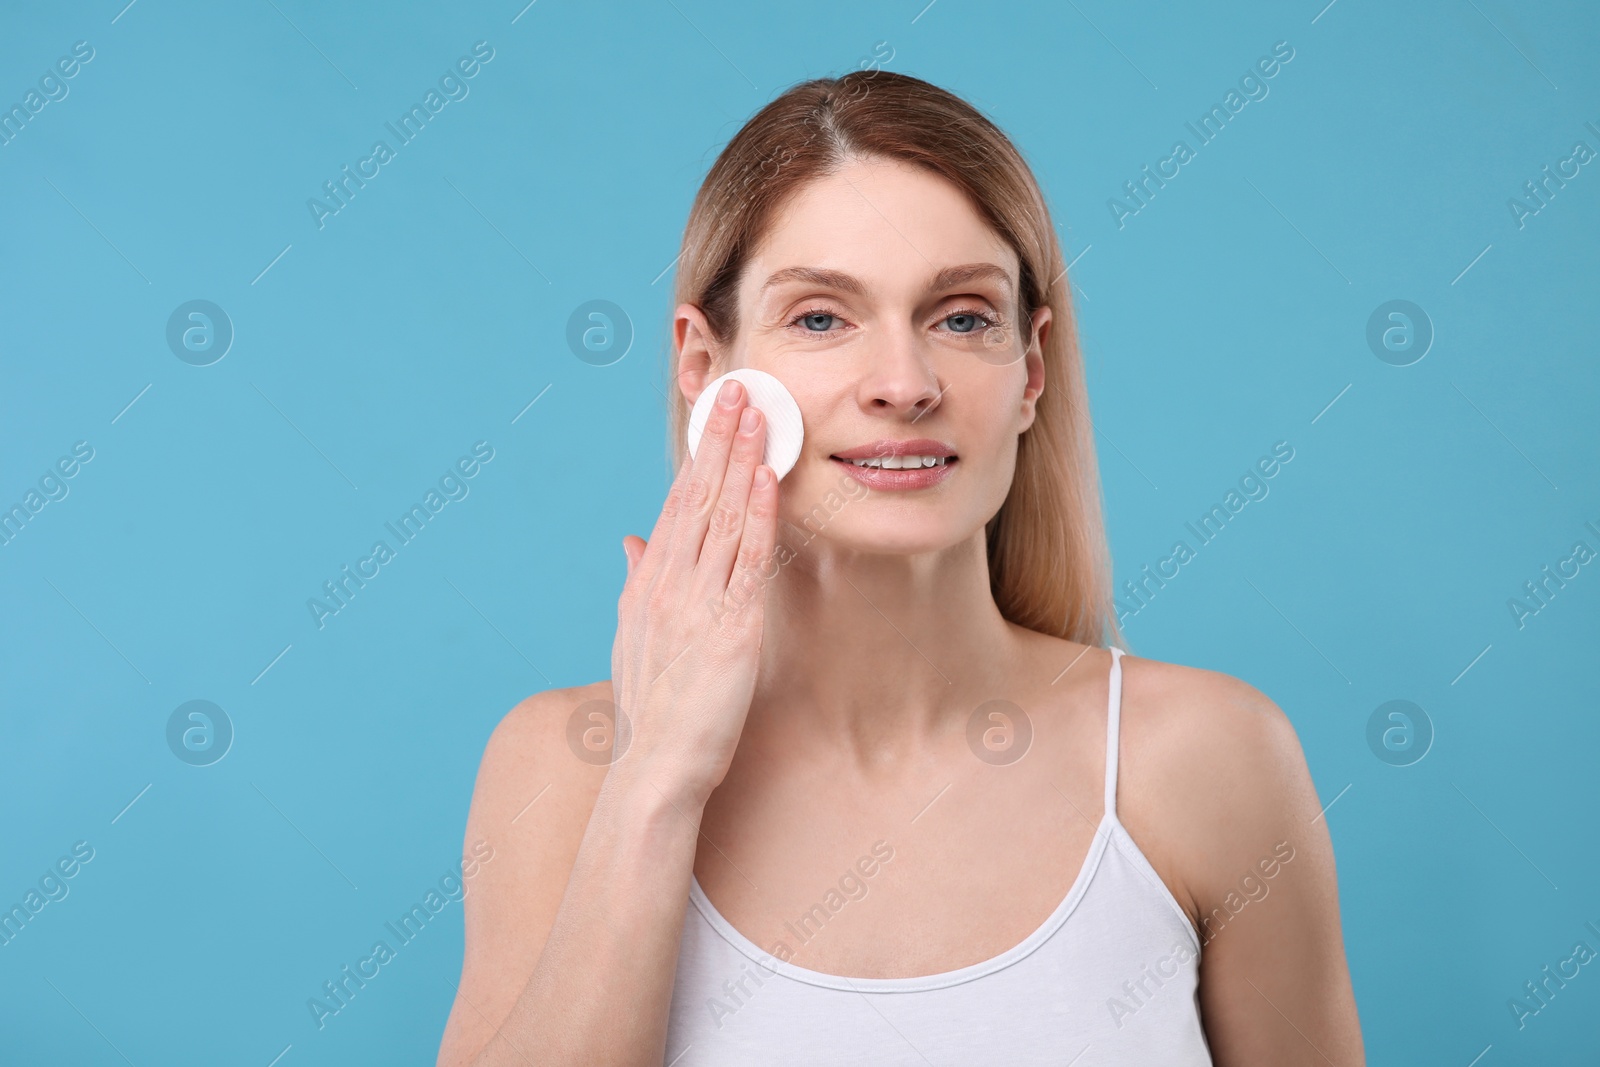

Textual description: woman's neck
[744,528,1027,764]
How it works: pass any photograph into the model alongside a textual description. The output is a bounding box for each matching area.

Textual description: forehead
[742,157,1018,300]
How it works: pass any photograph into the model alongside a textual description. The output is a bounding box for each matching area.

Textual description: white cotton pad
[686,368,805,480]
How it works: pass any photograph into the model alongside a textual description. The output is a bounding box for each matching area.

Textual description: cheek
[976,444,1021,510]
[774,459,840,531]
[960,424,1024,513]
[962,403,1023,468]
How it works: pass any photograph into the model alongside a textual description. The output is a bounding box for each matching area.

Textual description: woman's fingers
[693,404,765,598]
[665,378,746,572]
[721,463,778,629]
[624,399,711,592]
[605,375,780,808]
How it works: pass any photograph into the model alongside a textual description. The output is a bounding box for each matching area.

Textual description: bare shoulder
[465,678,618,895]
[470,680,616,823]
[1113,652,1324,922]
[437,681,614,1066]
[1114,654,1365,1060]
[1117,652,1309,789]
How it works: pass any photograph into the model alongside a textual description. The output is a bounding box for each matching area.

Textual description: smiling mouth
[831,454,957,469]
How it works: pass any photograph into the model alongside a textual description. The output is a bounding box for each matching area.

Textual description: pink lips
[829,438,957,491]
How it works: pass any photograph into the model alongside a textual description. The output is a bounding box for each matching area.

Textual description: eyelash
[786,304,1002,337]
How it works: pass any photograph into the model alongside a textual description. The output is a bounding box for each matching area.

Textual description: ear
[674,303,721,409]
[1017,305,1050,433]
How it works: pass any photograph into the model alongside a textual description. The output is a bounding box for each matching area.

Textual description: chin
[778,511,972,559]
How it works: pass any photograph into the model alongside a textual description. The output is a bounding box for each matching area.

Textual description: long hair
[665,69,1123,650]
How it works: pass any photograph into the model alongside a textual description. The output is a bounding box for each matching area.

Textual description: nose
[857,322,944,420]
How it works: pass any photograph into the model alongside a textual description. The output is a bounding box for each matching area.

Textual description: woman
[438,70,1364,1066]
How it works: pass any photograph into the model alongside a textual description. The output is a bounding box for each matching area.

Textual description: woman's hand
[610,377,779,809]
[438,383,777,1067]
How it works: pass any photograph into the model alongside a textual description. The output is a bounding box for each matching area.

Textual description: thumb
[622,535,645,576]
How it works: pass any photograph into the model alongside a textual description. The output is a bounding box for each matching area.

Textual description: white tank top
[664,647,1214,1064]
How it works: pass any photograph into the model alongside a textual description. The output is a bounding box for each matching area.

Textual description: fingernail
[718,379,742,407]
[754,466,772,488]
[739,407,758,432]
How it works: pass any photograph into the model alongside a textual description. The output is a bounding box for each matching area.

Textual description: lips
[828,439,958,490]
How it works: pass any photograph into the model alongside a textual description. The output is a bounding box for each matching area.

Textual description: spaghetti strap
[1104,646,1125,820]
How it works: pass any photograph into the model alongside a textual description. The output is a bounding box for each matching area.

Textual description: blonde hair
[665,70,1123,649]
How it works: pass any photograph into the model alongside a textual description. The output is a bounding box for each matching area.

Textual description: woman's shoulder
[439,681,617,1065]
[1117,650,1305,771]
[1112,650,1324,922]
[462,680,622,894]
[460,682,619,959]
[484,679,619,748]
[472,680,619,811]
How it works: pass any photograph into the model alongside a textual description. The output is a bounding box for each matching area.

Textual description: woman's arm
[1164,671,1363,1062]
[437,380,780,1066]
[435,690,708,1066]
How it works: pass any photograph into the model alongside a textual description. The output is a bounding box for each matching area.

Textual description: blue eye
[939,308,1000,334]
[785,305,1000,337]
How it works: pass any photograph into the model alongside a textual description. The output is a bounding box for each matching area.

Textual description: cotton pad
[686,368,804,480]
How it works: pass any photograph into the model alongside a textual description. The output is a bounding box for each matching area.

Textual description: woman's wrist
[597,757,711,830]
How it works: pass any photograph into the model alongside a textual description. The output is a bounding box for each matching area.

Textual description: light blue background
[2,0,1596,1064]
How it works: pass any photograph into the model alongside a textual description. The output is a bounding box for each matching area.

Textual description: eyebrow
[759,262,1015,301]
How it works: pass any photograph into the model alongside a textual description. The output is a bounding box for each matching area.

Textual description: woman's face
[677,156,1050,557]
